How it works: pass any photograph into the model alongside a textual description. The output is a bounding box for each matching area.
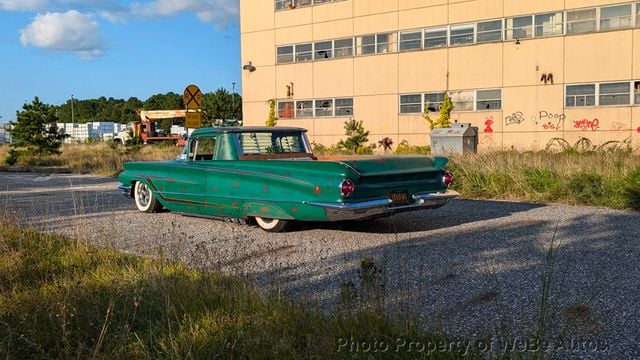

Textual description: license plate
[390,192,409,204]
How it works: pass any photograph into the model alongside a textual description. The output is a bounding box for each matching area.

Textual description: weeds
[0,221,461,359]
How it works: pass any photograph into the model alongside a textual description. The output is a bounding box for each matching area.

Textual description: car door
[164,135,216,214]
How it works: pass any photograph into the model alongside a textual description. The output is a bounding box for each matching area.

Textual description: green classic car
[118,127,458,232]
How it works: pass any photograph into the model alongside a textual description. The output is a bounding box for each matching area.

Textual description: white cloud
[0,0,48,11]
[131,0,238,28]
[19,10,105,59]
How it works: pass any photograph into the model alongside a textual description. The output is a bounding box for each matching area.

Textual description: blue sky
[0,0,240,124]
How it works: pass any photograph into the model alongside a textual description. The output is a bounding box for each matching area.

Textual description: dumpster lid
[430,123,476,136]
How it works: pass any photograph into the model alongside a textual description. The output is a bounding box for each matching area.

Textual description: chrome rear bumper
[305,190,459,221]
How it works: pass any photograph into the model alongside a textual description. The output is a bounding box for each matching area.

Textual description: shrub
[567,173,605,206]
[393,140,431,155]
[625,167,640,210]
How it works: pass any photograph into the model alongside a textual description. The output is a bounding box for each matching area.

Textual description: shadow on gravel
[251,206,640,358]
[306,199,545,234]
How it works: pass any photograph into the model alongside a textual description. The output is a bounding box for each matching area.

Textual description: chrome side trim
[304,190,459,221]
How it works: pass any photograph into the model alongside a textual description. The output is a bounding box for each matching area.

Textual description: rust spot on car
[261,186,269,193]
[375,158,386,163]
[282,173,291,177]
[314,185,322,194]
[291,207,298,213]
[211,187,218,192]
[233,182,240,188]
[181,187,186,193]
[260,207,270,213]
[158,185,163,191]
[231,201,238,207]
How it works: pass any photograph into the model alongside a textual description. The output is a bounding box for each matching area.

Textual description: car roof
[191,126,307,135]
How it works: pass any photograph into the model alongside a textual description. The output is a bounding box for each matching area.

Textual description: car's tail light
[442,171,453,187]
[340,179,355,197]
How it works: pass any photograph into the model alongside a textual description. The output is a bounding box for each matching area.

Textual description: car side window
[191,137,217,161]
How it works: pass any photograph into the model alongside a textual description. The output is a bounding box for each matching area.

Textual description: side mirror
[177,153,187,161]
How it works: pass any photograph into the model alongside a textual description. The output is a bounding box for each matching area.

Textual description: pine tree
[338,119,370,154]
[9,97,67,155]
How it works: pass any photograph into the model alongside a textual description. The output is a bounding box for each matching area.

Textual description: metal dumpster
[429,123,478,155]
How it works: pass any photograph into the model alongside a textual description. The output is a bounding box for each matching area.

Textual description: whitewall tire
[134,181,162,213]
[254,217,291,232]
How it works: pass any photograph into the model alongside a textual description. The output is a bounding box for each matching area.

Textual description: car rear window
[238,132,306,155]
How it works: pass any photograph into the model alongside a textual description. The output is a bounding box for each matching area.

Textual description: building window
[566,84,596,107]
[275,0,290,11]
[424,93,444,112]
[424,27,447,48]
[277,45,294,63]
[295,43,312,61]
[476,89,502,110]
[314,41,332,60]
[278,101,295,119]
[599,82,631,106]
[399,30,422,51]
[600,4,632,31]
[399,94,422,114]
[296,100,313,117]
[506,16,533,40]
[535,12,564,37]
[334,38,353,58]
[376,33,394,53]
[315,99,333,117]
[449,91,474,111]
[335,98,354,116]
[357,35,376,55]
[635,81,640,104]
[295,0,311,7]
[567,8,597,34]
[477,20,503,43]
[637,2,640,28]
[450,24,474,46]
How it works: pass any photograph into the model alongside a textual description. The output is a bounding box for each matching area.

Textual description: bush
[393,140,431,155]
[5,148,20,165]
[625,167,640,210]
[567,173,605,206]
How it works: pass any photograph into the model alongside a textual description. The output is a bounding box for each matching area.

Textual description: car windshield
[238,131,307,155]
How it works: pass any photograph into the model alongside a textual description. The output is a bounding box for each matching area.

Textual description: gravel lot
[1,172,638,359]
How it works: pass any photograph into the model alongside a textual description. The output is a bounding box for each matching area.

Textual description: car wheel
[134,181,162,213]
[254,217,291,232]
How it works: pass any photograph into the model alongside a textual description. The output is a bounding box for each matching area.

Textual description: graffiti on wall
[535,111,566,131]
[484,117,494,133]
[611,122,628,131]
[573,118,599,131]
[505,112,525,126]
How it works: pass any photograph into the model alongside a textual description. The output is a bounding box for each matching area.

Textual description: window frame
[276,45,294,64]
[424,92,445,113]
[314,99,334,117]
[599,4,632,31]
[599,82,631,106]
[277,101,295,119]
[449,24,475,46]
[565,84,596,107]
[294,43,313,62]
[399,30,423,51]
[534,12,564,37]
[399,94,422,114]
[314,40,333,60]
[476,19,503,43]
[566,8,597,34]
[424,27,448,48]
[476,89,502,110]
[334,38,353,58]
[295,100,314,118]
[506,15,533,40]
[448,90,475,112]
[335,98,354,116]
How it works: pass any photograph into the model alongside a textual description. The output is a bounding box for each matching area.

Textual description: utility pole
[70,94,75,124]
[231,82,236,120]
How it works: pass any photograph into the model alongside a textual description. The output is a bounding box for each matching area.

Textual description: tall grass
[1,143,182,175]
[449,150,640,210]
[0,220,468,359]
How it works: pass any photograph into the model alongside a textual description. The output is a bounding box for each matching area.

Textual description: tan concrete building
[240,0,640,151]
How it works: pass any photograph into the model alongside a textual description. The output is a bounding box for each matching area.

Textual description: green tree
[337,119,373,154]
[9,97,67,156]
[202,88,242,126]
[265,99,277,127]
[424,93,453,130]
